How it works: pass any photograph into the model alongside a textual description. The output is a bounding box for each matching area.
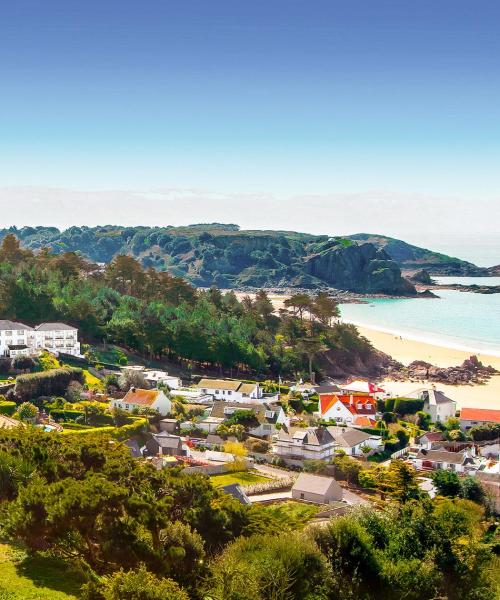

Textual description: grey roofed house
[314,384,342,394]
[145,432,183,457]
[415,431,445,445]
[277,426,335,446]
[221,483,251,505]
[326,426,372,448]
[0,320,33,330]
[205,433,225,448]
[416,449,474,465]
[292,472,343,504]
[35,322,77,330]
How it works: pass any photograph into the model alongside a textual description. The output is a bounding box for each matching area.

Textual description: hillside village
[1,329,498,515]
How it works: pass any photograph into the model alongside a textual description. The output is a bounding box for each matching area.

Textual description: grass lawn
[0,542,84,599]
[82,369,102,388]
[260,501,320,525]
[210,471,269,488]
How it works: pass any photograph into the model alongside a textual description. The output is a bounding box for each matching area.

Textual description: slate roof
[416,449,472,465]
[326,426,373,447]
[0,320,33,331]
[292,472,340,495]
[124,438,143,458]
[206,434,224,446]
[35,322,77,331]
[150,433,182,449]
[278,427,335,446]
[460,408,500,424]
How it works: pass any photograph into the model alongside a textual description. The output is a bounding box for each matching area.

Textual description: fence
[391,447,409,460]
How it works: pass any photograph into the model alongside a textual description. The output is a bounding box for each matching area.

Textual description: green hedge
[60,418,148,440]
[49,409,85,422]
[393,398,424,415]
[0,400,17,416]
[15,367,85,400]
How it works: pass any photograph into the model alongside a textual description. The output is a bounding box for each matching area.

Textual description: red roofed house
[319,393,378,425]
[460,408,500,431]
[111,387,172,416]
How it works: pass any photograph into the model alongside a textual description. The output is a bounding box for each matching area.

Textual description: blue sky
[0,1,499,213]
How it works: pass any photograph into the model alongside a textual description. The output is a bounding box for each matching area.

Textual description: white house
[0,320,80,358]
[0,320,35,357]
[406,388,457,423]
[111,387,172,416]
[292,472,343,504]
[274,427,337,461]
[415,431,446,450]
[414,449,477,473]
[34,323,81,356]
[327,426,384,456]
[319,393,378,424]
[142,370,181,390]
[196,378,263,402]
[274,425,383,461]
[460,408,500,431]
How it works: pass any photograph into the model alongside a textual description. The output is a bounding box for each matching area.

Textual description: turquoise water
[340,288,500,356]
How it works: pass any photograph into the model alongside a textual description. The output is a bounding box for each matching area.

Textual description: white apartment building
[0,320,81,358]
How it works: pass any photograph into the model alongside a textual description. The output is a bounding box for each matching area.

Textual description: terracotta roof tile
[122,388,161,407]
[460,408,500,424]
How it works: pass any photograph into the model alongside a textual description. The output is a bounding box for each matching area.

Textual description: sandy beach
[235,290,500,410]
[356,325,500,411]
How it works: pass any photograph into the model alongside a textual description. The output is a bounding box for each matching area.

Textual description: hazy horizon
[0,185,498,266]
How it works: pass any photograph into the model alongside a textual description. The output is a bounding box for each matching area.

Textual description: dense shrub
[392,398,424,415]
[0,400,17,416]
[469,423,500,441]
[49,409,85,422]
[15,367,85,400]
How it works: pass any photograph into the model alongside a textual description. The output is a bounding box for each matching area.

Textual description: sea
[340,235,500,356]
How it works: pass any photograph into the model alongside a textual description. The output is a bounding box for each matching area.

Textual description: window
[300,493,304,499]
[228,391,232,395]
[125,404,129,409]
[5,331,12,336]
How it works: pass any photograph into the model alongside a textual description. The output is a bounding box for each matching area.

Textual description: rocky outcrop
[408,269,434,284]
[389,355,498,385]
[303,242,416,295]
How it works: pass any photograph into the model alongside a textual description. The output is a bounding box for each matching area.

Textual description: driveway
[253,463,294,479]
[342,488,370,506]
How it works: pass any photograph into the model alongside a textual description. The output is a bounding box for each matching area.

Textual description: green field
[0,543,83,599]
[210,471,269,488]
[259,501,320,525]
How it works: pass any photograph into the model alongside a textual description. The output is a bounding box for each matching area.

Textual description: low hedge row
[0,400,17,416]
[15,367,85,400]
[60,418,148,440]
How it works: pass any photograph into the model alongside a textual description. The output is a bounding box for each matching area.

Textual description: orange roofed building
[319,393,378,427]
[111,387,172,416]
[460,407,500,431]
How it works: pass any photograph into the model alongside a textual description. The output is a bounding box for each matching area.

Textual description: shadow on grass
[14,550,86,597]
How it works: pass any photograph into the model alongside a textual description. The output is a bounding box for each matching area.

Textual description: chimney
[131,387,136,393]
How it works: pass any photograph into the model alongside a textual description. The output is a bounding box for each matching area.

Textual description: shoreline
[355,324,500,410]
[343,319,500,360]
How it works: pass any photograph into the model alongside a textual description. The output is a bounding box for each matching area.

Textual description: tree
[283,293,312,321]
[223,440,248,472]
[297,337,327,384]
[65,380,83,403]
[16,401,38,421]
[119,369,149,391]
[313,516,381,598]
[205,532,329,600]
[311,292,339,326]
[383,460,421,503]
[460,477,484,503]
[432,469,462,497]
[11,355,36,372]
